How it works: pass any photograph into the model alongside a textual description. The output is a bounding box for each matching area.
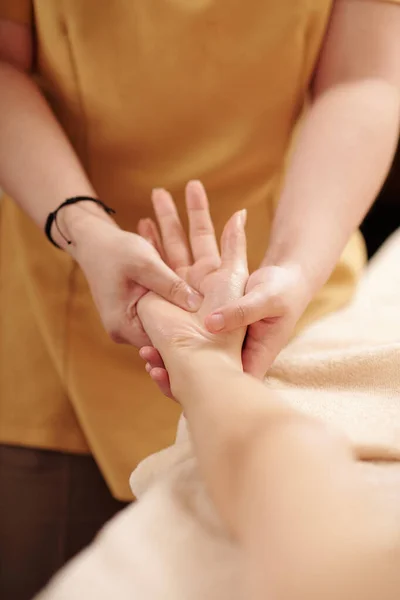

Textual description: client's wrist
[167,346,242,401]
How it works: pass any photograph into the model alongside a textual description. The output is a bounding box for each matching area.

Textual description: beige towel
[38,230,400,600]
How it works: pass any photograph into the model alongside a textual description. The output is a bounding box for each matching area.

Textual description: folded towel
[38,230,400,600]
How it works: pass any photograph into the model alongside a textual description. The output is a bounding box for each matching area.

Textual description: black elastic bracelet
[44,196,116,249]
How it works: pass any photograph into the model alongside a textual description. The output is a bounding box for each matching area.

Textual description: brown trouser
[0,445,129,600]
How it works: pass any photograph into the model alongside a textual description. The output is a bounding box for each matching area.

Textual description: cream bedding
[38,230,400,600]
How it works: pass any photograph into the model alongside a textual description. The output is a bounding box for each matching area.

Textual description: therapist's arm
[265,0,400,286]
[208,0,400,380]
[0,19,200,345]
[0,19,104,245]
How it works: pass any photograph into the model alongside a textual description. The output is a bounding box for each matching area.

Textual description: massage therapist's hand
[204,263,312,379]
[57,202,202,348]
[137,181,248,396]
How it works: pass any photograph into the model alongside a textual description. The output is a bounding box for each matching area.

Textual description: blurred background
[361,139,400,258]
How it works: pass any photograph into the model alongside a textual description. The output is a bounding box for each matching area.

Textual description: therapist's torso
[0,0,365,499]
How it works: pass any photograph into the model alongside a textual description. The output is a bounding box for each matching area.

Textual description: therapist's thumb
[135,250,202,312]
[205,286,279,332]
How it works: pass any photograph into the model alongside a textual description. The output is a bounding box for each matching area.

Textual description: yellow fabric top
[0,0,388,499]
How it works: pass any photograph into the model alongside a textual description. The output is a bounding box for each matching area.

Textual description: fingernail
[143,218,153,231]
[151,188,163,202]
[208,313,225,332]
[145,363,152,373]
[186,180,203,193]
[187,290,202,310]
[237,209,247,228]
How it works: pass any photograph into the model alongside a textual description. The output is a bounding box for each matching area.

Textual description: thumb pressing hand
[205,265,311,378]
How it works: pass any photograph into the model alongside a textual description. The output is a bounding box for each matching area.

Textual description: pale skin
[137,194,400,600]
[1,7,400,594]
[0,30,203,348]
[215,0,400,377]
[1,0,400,375]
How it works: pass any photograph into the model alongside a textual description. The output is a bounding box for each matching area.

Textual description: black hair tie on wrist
[44,196,116,249]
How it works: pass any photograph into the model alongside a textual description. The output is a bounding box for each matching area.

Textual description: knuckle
[104,315,126,344]
[199,256,221,275]
[195,223,213,238]
[107,327,126,344]
[268,292,288,315]
[168,221,185,243]
[135,239,158,264]
[137,252,154,271]
[207,256,221,272]
[168,277,187,300]
[167,245,189,271]
[233,303,247,326]
[233,263,249,281]
[170,259,185,273]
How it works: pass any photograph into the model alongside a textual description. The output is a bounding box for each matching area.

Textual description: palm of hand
[137,182,248,397]
[140,259,246,357]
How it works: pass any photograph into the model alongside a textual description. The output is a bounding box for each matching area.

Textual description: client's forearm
[170,353,388,599]
[169,351,350,539]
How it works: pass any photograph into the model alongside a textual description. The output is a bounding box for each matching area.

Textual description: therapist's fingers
[220,209,248,270]
[206,285,272,333]
[134,247,202,311]
[152,188,192,273]
[186,181,220,263]
[241,318,287,379]
[137,219,200,308]
[205,264,302,333]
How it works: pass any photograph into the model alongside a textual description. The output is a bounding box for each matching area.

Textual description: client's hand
[137,181,248,398]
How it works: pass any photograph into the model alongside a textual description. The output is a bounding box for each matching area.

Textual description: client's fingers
[139,346,165,369]
[149,368,174,400]
[140,347,173,398]
[138,218,164,258]
[186,181,220,263]
[203,209,248,331]
[152,188,192,273]
[220,209,248,271]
